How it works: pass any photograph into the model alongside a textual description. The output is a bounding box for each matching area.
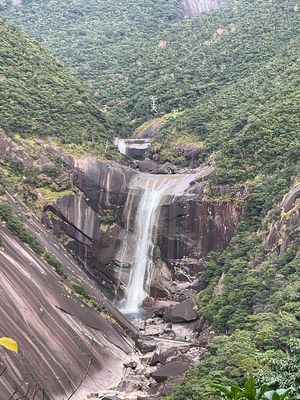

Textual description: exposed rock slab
[181,0,229,18]
[43,159,244,302]
[0,227,134,399]
[267,184,300,254]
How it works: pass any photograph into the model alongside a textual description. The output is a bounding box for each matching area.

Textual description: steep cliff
[173,179,300,398]
[42,159,244,304]
[0,226,134,399]
[181,0,229,18]
[267,183,300,255]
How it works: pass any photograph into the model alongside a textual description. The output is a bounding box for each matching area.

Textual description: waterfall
[121,178,168,313]
[119,173,200,314]
[114,137,151,160]
[116,139,127,156]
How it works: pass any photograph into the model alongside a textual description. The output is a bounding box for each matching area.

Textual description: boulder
[153,162,177,175]
[137,338,157,353]
[151,377,185,396]
[151,361,190,382]
[100,397,121,400]
[149,346,181,366]
[142,296,156,308]
[138,160,159,173]
[174,288,198,303]
[123,360,138,369]
[118,375,148,392]
[158,347,181,365]
[149,351,161,366]
[162,307,172,323]
[144,325,162,336]
[152,306,167,318]
[169,299,199,323]
[160,330,176,340]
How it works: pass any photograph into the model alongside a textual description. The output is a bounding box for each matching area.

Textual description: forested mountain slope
[171,181,300,399]
[0,1,299,398]
[0,18,113,154]
[0,0,299,133]
[152,36,300,181]
[0,0,182,132]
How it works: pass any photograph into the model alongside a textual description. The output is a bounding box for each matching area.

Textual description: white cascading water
[120,173,201,314]
[121,179,167,313]
[117,139,127,156]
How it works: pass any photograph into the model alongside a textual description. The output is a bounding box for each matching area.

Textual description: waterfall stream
[119,173,200,314]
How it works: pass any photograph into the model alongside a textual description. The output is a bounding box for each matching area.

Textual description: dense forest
[0,18,114,155]
[0,0,183,133]
[0,0,299,398]
[0,0,299,134]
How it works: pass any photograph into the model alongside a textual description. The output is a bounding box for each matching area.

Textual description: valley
[0,0,299,399]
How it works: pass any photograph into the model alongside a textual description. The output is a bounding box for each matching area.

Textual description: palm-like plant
[206,377,295,400]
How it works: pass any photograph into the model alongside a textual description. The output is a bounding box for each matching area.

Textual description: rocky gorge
[38,141,246,398]
[42,155,244,311]
[0,0,299,396]
[0,128,247,398]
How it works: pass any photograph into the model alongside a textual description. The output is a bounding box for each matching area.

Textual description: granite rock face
[181,0,230,18]
[43,159,244,302]
[0,227,133,399]
[267,184,300,254]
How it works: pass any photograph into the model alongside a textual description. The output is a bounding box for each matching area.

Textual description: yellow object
[0,337,19,353]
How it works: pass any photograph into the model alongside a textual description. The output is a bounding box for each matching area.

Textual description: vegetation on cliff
[0,18,114,154]
[165,3,299,393]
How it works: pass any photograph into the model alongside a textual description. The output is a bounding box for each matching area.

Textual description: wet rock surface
[42,159,244,303]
